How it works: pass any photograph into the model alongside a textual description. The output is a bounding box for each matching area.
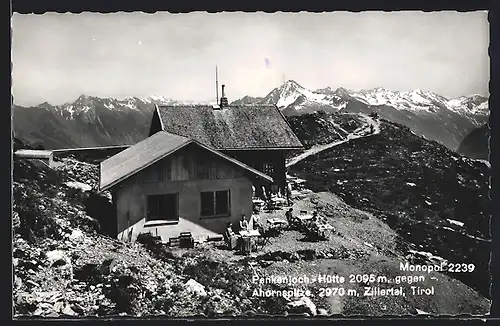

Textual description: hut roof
[155,104,303,150]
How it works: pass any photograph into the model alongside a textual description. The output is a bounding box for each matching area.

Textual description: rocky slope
[288,115,491,299]
[457,124,490,160]
[12,137,490,317]
[285,111,366,150]
[12,140,293,318]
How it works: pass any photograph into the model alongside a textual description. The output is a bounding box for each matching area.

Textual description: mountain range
[232,80,489,151]
[12,80,489,153]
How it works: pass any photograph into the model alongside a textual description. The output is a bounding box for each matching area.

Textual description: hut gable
[151,105,303,150]
[99,131,273,192]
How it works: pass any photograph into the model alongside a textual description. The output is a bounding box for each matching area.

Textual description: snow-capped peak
[263,80,344,109]
[257,81,489,117]
[144,95,173,103]
[315,86,334,94]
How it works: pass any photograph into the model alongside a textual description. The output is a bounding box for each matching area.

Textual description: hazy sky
[12,11,489,106]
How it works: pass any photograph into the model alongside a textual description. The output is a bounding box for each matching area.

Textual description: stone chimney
[219,84,228,108]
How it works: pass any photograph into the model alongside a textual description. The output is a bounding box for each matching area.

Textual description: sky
[12,11,489,106]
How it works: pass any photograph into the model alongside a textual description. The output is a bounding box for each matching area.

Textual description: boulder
[288,252,301,262]
[184,279,207,297]
[26,280,40,288]
[259,260,273,267]
[99,258,117,275]
[287,296,317,316]
[53,301,65,313]
[315,250,326,259]
[46,311,60,318]
[69,229,84,241]
[62,304,78,316]
[14,276,23,290]
[46,250,70,267]
[318,308,329,316]
[297,249,317,261]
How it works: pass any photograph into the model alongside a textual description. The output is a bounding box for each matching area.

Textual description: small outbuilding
[14,149,54,168]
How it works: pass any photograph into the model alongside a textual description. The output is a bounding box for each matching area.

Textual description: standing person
[286,182,292,206]
[285,208,297,229]
[261,186,267,201]
[285,208,294,224]
[239,214,249,231]
[251,214,262,231]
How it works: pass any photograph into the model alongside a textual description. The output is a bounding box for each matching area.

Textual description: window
[146,193,179,222]
[263,163,274,176]
[200,190,230,217]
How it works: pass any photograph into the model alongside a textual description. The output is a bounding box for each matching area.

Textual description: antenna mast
[216,66,219,104]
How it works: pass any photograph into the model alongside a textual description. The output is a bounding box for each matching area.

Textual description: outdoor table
[296,214,315,229]
[315,223,335,238]
[271,197,287,207]
[239,229,261,253]
[239,229,261,237]
[267,218,288,231]
[253,198,265,206]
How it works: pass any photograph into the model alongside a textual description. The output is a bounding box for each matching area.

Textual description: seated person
[223,222,240,250]
[311,211,319,223]
[251,214,262,231]
[285,208,295,225]
[239,214,249,231]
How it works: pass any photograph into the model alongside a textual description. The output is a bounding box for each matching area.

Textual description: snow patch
[447,219,465,227]
[408,250,448,264]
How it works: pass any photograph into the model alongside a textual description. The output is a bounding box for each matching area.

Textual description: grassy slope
[289,118,491,299]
